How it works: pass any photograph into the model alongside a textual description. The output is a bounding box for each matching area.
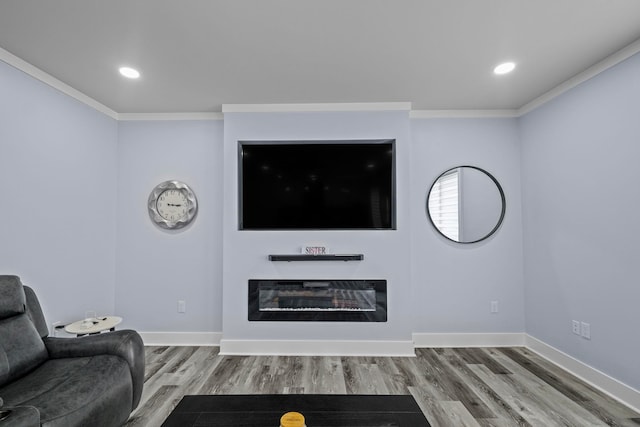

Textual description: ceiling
[1,0,640,114]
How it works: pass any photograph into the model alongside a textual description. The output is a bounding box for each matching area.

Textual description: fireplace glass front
[248,279,387,322]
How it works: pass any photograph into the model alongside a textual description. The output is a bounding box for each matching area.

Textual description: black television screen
[239,140,395,230]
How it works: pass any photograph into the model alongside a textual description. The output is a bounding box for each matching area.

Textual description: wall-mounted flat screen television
[239,139,396,230]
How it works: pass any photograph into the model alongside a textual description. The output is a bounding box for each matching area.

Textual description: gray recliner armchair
[0,275,144,426]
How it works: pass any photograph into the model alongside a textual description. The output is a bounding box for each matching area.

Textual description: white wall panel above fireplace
[221,108,413,353]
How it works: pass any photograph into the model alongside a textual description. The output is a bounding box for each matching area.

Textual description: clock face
[148,181,198,230]
[156,189,188,221]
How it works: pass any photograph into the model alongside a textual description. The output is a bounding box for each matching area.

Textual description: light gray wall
[410,118,525,333]
[520,52,640,390]
[0,60,118,326]
[115,120,224,332]
[222,111,414,342]
[0,56,527,342]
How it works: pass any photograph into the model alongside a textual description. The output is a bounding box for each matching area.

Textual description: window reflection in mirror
[427,166,505,243]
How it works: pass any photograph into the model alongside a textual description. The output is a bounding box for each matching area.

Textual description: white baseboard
[525,334,640,413]
[219,339,415,357]
[139,331,222,346]
[413,332,526,348]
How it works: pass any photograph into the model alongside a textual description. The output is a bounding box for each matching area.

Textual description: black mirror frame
[426,165,506,244]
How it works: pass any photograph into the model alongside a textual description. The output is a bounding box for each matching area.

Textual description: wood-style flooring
[124,346,640,427]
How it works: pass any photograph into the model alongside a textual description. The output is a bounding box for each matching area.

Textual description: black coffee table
[162,394,431,427]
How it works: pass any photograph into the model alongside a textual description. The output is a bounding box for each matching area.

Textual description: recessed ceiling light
[119,66,140,79]
[494,62,516,75]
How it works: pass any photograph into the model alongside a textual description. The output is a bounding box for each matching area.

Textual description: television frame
[238,139,397,231]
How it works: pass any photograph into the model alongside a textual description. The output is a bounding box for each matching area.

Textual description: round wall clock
[148,180,198,230]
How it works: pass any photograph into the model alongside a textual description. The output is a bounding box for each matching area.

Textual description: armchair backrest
[23,286,49,339]
[0,275,48,387]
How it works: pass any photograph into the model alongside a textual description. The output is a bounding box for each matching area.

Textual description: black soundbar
[268,254,364,262]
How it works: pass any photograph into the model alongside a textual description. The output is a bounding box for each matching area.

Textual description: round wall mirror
[427,166,505,243]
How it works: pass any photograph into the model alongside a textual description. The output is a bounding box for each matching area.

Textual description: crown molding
[118,112,223,121]
[518,37,640,116]
[222,102,412,114]
[412,37,640,119]
[0,46,118,120]
[4,35,640,121]
[410,109,519,119]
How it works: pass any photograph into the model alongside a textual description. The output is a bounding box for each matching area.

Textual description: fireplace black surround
[248,279,387,322]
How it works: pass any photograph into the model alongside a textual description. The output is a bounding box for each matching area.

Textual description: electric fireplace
[248,279,387,322]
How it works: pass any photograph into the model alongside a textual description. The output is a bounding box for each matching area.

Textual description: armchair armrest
[43,330,145,410]
[0,399,39,427]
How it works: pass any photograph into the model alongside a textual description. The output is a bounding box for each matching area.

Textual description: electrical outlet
[490,301,498,313]
[572,320,580,335]
[178,300,186,313]
[581,322,591,340]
